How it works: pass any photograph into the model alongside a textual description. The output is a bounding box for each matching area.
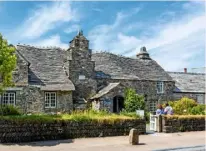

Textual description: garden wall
[162,115,205,133]
[0,119,146,143]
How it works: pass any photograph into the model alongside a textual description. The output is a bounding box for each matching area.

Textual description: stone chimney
[136,46,151,60]
[184,68,187,73]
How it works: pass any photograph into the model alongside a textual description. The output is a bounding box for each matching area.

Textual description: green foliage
[0,105,21,116]
[189,104,206,115]
[120,109,140,118]
[124,88,145,112]
[167,97,205,115]
[0,109,139,124]
[0,33,16,93]
[144,111,150,123]
[169,97,197,115]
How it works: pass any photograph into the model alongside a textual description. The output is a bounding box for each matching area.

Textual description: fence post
[156,115,162,132]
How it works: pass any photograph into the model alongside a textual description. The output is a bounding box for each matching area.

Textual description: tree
[0,33,16,94]
[124,88,145,112]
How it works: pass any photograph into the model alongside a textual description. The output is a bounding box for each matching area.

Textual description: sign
[136,110,144,118]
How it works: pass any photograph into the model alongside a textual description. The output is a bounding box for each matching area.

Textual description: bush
[124,88,145,112]
[0,105,21,116]
[189,104,206,115]
[169,97,197,115]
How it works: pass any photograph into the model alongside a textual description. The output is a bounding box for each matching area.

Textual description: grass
[163,115,206,119]
[0,110,140,124]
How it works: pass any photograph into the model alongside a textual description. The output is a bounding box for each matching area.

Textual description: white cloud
[64,24,80,34]
[88,2,205,72]
[88,8,142,52]
[30,35,68,49]
[16,1,79,40]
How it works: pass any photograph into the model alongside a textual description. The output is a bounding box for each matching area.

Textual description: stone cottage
[0,30,204,113]
[168,70,205,104]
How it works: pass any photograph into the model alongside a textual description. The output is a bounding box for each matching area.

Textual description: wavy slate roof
[92,52,173,81]
[16,45,75,91]
[168,72,205,93]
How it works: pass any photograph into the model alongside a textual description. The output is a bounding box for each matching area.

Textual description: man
[164,103,173,115]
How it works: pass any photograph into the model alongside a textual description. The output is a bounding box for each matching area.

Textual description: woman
[156,104,164,115]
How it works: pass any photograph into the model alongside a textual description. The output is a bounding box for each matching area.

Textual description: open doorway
[113,96,124,113]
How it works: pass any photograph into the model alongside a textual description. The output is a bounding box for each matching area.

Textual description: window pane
[45,92,56,108]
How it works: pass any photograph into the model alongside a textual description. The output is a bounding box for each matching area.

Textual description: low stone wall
[162,115,205,133]
[0,119,146,143]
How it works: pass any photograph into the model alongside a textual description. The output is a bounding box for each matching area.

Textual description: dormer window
[157,81,164,94]
[79,75,85,80]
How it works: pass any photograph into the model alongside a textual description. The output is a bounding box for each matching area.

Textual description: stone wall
[0,119,146,143]
[173,93,205,104]
[162,115,205,133]
[12,51,29,86]
[5,86,73,114]
[68,48,97,109]
[95,79,175,112]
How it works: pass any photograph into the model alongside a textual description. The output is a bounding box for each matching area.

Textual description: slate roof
[16,45,75,91]
[92,52,173,81]
[168,72,205,93]
[90,83,120,99]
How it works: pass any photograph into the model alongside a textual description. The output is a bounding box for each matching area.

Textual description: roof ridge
[16,44,66,50]
[167,71,205,75]
[92,51,142,61]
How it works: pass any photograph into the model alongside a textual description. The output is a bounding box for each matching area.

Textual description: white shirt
[164,106,173,115]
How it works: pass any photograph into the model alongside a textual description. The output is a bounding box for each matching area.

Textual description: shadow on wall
[1,139,74,147]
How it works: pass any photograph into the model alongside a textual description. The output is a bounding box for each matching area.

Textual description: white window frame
[45,92,57,108]
[1,92,16,106]
[157,81,164,94]
[149,101,157,112]
[79,75,86,80]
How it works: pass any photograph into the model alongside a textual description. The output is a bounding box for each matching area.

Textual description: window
[79,75,85,80]
[157,81,164,94]
[45,92,56,108]
[149,101,157,112]
[1,92,16,105]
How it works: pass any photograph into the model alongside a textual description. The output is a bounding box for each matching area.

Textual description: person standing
[156,104,164,115]
[164,103,173,115]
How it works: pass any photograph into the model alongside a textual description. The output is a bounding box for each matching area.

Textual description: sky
[0,1,205,72]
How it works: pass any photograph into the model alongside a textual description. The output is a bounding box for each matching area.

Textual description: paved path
[0,131,205,151]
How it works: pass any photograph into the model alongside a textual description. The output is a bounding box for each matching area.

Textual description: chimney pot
[184,68,187,73]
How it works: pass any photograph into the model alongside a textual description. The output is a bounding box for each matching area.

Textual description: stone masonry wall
[0,119,146,143]
[12,51,29,86]
[162,115,205,133]
[173,93,205,104]
[96,79,175,112]
[68,48,97,109]
[14,86,73,113]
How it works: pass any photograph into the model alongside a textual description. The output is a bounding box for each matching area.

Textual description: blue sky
[0,1,205,72]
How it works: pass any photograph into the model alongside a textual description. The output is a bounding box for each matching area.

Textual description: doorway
[113,96,124,113]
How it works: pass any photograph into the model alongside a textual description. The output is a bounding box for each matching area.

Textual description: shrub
[189,104,206,115]
[124,88,145,112]
[0,105,21,116]
[170,97,197,115]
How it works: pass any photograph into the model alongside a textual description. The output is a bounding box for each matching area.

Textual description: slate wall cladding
[14,86,73,113]
[0,119,146,143]
[162,116,205,133]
